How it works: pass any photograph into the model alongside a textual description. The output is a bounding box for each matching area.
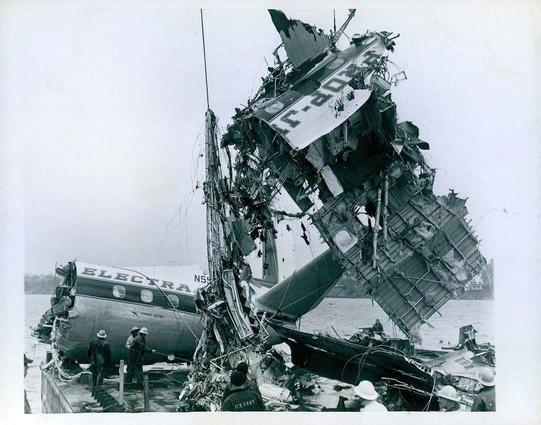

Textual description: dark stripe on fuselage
[75,277,198,314]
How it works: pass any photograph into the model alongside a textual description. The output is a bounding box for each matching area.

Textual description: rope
[152,349,192,363]
[340,343,432,389]
[422,374,437,411]
[200,9,210,110]
[114,267,200,342]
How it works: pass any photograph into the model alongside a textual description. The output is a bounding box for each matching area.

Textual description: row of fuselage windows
[112,284,180,308]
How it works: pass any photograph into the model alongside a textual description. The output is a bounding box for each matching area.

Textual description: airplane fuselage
[37,252,344,365]
[48,263,206,364]
[57,280,203,364]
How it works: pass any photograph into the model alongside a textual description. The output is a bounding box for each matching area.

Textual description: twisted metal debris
[179,10,486,410]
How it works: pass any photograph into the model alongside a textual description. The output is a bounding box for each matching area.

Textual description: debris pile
[182,9,487,411]
[221,17,485,338]
[177,108,277,411]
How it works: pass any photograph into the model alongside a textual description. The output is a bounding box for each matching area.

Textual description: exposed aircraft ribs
[181,10,486,410]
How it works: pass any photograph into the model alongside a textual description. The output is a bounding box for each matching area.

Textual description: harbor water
[25,294,493,413]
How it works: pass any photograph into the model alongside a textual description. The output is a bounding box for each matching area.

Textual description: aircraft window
[140,289,153,303]
[113,285,126,299]
[167,294,179,308]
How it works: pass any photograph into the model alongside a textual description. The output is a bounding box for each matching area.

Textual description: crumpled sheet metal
[425,349,495,394]
[222,11,485,342]
[311,177,486,336]
[253,34,389,149]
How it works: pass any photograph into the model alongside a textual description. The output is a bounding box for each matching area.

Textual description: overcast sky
[1,2,538,275]
[1,1,540,421]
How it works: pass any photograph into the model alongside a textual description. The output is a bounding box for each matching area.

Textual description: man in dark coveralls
[87,329,112,388]
[222,371,265,411]
[371,319,384,335]
[125,326,153,386]
[222,361,262,403]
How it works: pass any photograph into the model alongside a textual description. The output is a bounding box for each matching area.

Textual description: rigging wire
[200,9,210,110]
[152,118,205,267]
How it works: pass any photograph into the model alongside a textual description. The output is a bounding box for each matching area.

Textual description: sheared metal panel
[309,175,485,336]
[356,191,486,334]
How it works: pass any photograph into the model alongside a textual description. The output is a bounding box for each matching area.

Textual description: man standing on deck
[471,368,496,411]
[125,326,139,349]
[124,326,139,383]
[125,327,154,386]
[87,329,112,389]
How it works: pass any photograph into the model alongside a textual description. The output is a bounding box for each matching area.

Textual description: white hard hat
[477,367,495,387]
[139,327,148,335]
[97,330,107,339]
[130,326,139,332]
[437,385,460,402]
[354,380,379,400]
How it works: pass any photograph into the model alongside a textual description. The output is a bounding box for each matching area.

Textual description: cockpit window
[167,294,179,308]
[140,289,153,303]
[113,285,126,299]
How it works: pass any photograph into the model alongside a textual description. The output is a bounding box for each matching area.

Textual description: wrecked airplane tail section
[31,10,490,413]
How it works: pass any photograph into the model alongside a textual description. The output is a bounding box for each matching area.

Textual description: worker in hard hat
[471,368,495,411]
[125,327,154,386]
[125,326,139,349]
[124,326,139,382]
[436,385,466,412]
[87,329,112,389]
[354,380,388,411]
